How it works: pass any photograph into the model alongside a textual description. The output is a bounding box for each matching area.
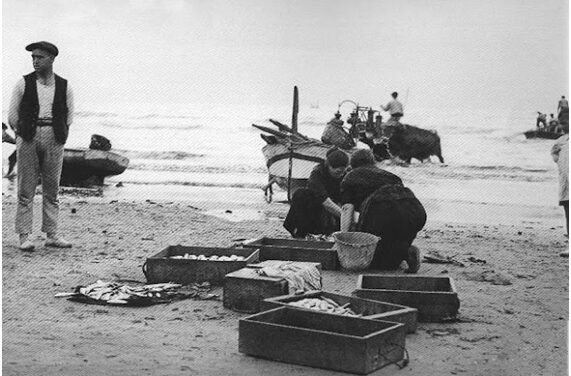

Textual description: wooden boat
[61,148,129,186]
[523,129,562,140]
[254,87,341,201]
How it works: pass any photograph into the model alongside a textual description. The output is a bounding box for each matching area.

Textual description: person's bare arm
[322,198,342,218]
[340,203,355,232]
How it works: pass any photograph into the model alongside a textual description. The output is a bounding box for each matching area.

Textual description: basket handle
[141,261,149,279]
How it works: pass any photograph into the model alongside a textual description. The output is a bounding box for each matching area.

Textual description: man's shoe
[19,239,35,251]
[45,237,72,248]
[405,245,421,274]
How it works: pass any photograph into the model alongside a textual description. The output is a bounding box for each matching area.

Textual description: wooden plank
[239,307,405,374]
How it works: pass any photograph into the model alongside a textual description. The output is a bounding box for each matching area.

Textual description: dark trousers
[358,194,427,270]
[283,188,339,238]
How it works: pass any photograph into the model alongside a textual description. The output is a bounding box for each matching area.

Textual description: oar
[269,119,310,140]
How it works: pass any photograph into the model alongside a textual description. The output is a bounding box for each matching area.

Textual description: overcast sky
[2,0,568,113]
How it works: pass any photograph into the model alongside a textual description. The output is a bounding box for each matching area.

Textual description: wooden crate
[224,261,322,313]
[262,291,417,333]
[353,275,460,322]
[239,306,406,375]
[241,237,338,270]
[142,245,259,285]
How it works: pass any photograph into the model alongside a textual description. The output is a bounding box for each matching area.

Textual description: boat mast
[292,86,299,134]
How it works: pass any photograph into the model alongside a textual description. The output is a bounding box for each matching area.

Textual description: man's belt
[35,119,53,127]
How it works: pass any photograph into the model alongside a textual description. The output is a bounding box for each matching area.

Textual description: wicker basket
[332,232,378,270]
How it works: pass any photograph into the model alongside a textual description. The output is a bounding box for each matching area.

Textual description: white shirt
[381,99,404,115]
[8,76,74,131]
[551,134,569,202]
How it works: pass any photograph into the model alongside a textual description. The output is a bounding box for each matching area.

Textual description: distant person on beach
[536,112,547,129]
[321,112,355,150]
[283,149,349,238]
[551,122,569,239]
[2,123,17,176]
[381,92,404,124]
[340,149,426,273]
[548,114,560,133]
[558,96,568,114]
[8,41,74,251]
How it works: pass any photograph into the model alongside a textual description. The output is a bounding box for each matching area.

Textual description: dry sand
[2,191,569,376]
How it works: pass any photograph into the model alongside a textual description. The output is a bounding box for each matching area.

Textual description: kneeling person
[283,149,349,238]
[340,149,426,272]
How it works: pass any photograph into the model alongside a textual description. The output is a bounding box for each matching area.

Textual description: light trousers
[15,127,64,235]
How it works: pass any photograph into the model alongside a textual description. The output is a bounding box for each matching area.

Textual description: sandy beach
[1,186,568,376]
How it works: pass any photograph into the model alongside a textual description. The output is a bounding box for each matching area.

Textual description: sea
[1,101,565,227]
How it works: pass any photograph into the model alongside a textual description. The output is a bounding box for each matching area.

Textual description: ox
[368,124,444,164]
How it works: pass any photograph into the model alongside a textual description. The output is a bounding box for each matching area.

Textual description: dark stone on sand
[71,208,77,214]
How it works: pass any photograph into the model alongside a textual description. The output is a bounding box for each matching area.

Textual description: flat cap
[26,41,59,56]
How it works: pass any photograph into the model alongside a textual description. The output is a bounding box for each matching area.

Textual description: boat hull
[524,130,562,140]
[61,148,129,186]
[262,142,332,180]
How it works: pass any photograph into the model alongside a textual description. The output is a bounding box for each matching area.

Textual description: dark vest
[18,72,69,144]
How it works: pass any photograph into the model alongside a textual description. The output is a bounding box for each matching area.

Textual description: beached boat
[254,87,342,201]
[523,129,562,140]
[61,148,129,186]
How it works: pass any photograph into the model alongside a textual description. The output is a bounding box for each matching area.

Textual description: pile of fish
[55,280,217,306]
[169,254,246,261]
[305,234,334,242]
[287,297,360,316]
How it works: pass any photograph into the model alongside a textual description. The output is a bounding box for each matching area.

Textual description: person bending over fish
[283,149,349,238]
[340,149,426,273]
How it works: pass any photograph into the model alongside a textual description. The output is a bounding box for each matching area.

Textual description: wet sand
[1,188,569,376]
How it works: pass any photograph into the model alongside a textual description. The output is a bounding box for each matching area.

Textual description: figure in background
[2,123,17,176]
[551,122,569,242]
[340,149,426,273]
[8,41,74,251]
[283,149,349,238]
[548,114,560,133]
[321,112,355,150]
[381,92,404,124]
[536,112,547,129]
[558,95,569,116]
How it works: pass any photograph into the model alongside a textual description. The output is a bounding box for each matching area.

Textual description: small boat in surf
[523,129,563,140]
[61,148,129,186]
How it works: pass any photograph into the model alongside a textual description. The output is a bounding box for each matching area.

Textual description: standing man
[551,122,569,241]
[381,92,404,124]
[558,95,569,114]
[8,41,74,251]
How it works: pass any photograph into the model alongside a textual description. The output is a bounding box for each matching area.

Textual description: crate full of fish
[143,245,259,285]
[262,290,417,333]
[239,306,406,374]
